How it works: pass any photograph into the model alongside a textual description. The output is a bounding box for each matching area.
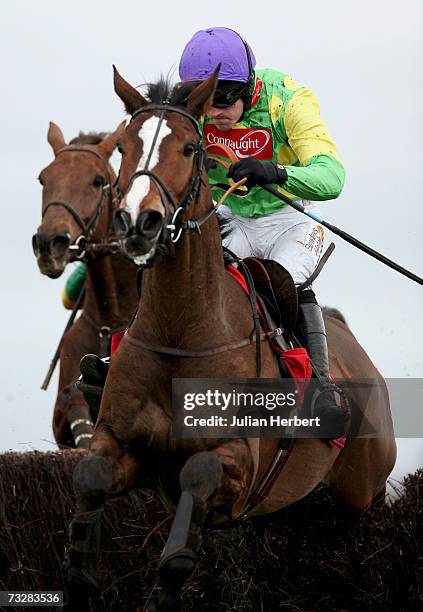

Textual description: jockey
[177,27,348,431]
[79,26,349,434]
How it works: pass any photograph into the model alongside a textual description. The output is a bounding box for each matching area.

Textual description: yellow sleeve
[282,88,345,200]
[284,88,341,163]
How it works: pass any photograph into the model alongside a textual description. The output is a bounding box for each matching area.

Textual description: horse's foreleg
[54,386,95,449]
[63,429,140,611]
[150,451,222,612]
[54,321,98,449]
[153,441,253,611]
[65,394,95,449]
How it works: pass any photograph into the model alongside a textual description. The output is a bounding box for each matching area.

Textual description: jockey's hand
[227,158,288,189]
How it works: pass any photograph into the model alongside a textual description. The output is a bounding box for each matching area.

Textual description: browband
[55,145,110,171]
[131,104,202,139]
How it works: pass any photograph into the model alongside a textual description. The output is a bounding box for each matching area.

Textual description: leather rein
[42,146,120,260]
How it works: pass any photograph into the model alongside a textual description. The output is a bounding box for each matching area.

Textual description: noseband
[42,146,117,259]
[119,104,214,247]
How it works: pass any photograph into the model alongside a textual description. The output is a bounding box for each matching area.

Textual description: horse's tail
[322,306,349,328]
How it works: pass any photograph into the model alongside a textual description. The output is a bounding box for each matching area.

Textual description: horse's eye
[38,174,44,186]
[183,143,196,157]
[117,146,123,154]
[93,176,105,188]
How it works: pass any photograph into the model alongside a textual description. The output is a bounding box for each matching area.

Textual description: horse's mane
[144,77,199,106]
[69,132,108,145]
[322,307,348,327]
[68,131,117,177]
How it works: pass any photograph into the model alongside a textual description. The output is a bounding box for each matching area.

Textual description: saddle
[242,257,298,338]
[224,243,336,351]
[224,250,298,353]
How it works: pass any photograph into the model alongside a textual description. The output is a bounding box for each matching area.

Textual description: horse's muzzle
[136,210,163,239]
[32,231,71,277]
[115,209,164,265]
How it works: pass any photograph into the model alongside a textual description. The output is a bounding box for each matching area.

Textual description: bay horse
[33,123,139,449]
[62,68,396,611]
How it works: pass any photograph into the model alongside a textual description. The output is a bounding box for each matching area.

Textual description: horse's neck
[135,201,230,345]
[83,182,138,326]
[83,255,137,326]
[83,184,138,326]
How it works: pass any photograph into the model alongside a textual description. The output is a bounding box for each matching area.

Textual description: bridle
[41,146,120,259]
[117,103,219,248]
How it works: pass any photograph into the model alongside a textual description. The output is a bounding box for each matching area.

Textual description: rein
[42,146,120,260]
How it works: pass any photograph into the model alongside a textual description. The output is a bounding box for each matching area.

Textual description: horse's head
[112,65,219,266]
[33,121,125,278]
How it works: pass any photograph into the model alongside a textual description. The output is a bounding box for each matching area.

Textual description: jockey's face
[207,98,244,131]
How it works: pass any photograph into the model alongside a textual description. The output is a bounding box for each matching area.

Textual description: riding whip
[261,185,423,286]
[41,286,85,390]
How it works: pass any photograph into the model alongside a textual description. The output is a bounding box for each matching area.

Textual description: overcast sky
[1,0,422,488]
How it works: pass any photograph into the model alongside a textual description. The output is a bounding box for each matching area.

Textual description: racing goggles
[212,81,249,108]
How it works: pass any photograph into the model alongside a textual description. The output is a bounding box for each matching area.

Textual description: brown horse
[62,69,396,611]
[33,123,139,449]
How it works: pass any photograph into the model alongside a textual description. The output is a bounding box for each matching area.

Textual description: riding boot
[295,292,350,438]
[76,354,109,412]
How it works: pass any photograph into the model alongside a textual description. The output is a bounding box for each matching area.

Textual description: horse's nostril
[114,209,133,238]
[32,234,39,255]
[50,234,71,257]
[136,210,163,238]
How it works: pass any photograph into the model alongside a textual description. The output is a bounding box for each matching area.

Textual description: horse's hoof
[159,554,195,590]
[144,589,182,612]
[63,576,98,612]
[157,588,182,612]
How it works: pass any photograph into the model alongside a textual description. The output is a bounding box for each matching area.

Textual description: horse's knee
[332,489,375,522]
[180,451,223,499]
[73,455,113,511]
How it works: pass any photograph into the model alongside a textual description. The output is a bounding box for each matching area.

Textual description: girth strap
[237,259,262,377]
[242,438,295,516]
[124,329,271,358]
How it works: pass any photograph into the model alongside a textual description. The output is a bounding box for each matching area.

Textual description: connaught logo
[204,126,273,160]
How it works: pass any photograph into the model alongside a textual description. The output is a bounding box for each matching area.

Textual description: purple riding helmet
[179,27,256,108]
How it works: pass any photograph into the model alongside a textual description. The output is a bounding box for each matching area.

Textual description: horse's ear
[186,64,220,119]
[98,120,126,159]
[47,122,66,155]
[113,65,147,116]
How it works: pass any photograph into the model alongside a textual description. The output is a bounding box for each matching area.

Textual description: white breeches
[217,202,325,286]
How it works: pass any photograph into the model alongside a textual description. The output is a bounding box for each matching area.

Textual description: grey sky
[1,0,422,487]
